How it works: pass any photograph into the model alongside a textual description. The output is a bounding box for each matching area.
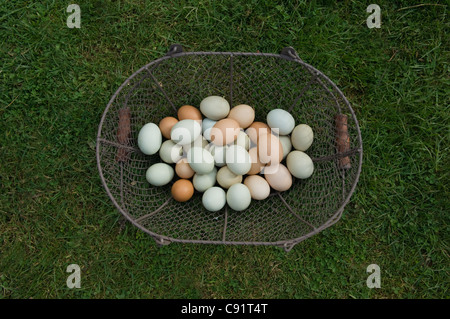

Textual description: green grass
[0,0,448,298]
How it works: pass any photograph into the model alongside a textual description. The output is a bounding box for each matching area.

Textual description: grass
[0,0,448,298]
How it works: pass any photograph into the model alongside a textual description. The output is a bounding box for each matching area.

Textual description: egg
[175,158,195,179]
[226,183,251,211]
[171,119,202,145]
[247,147,265,175]
[257,132,283,164]
[138,123,162,155]
[286,150,314,179]
[146,163,174,186]
[234,130,250,150]
[245,122,271,145]
[216,166,242,189]
[207,144,227,167]
[227,104,255,128]
[264,163,292,191]
[177,105,202,122]
[182,135,209,155]
[210,118,240,146]
[267,109,295,135]
[171,179,194,202]
[225,145,251,175]
[202,118,217,141]
[187,147,215,174]
[202,187,226,212]
[159,140,183,164]
[159,117,178,140]
[291,124,314,151]
[244,175,271,200]
[199,96,230,120]
[193,167,217,192]
[279,135,292,160]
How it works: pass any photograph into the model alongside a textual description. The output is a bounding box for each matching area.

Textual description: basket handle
[335,114,351,169]
[116,107,131,162]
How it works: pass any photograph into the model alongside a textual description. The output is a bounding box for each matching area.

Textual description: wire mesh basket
[96,44,363,252]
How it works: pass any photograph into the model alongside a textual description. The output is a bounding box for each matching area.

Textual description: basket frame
[96,45,363,252]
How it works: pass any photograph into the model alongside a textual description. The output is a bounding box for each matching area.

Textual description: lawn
[0,0,448,299]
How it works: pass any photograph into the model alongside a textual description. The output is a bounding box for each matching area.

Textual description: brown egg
[177,105,202,122]
[210,118,240,146]
[228,104,255,129]
[247,147,265,175]
[171,179,194,202]
[175,158,195,179]
[264,163,292,192]
[245,122,271,144]
[159,117,179,139]
[257,132,283,164]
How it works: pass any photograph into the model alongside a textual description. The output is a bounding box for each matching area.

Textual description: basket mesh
[96,49,362,251]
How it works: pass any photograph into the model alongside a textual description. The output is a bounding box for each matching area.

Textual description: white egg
[138,123,162,155]
[202,187,226,212]
[279,135,292,160]
[145,163,174,186]
[193,167,217,192]
[187,146,215,174]
[244,175,270,200]
[291,124,314,151]
[171,119,201,145]
[286,150,314,179]
[199,96,230,120]
[234,130,250,150]
[207,144,227,167]
[267,109,295,135]
[225,145,251,175]
[226,183,251,211]
[159,140,183,164]
[202,118,217,141]
[216,166,242,189]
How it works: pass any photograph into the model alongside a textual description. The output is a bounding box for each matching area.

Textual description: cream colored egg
[244,175,270,200]
[291,124,314,151]
[199,96,230,120]
[234,130,250,150]
[286,150,314,179]
[145,163,174,186]
[216,166,242,189]
[159,140,183,164]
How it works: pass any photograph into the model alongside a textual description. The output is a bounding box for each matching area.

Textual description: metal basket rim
[96,49,363,251]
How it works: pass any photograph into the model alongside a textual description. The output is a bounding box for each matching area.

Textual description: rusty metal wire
[96,45,363,252]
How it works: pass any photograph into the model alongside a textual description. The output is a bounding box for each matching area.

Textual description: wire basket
[96,45,363,252]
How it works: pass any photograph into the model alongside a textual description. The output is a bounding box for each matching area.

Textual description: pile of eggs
[137,96,315,212]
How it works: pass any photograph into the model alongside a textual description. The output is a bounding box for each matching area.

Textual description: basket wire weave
[96,45,363,252]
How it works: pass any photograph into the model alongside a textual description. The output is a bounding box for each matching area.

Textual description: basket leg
[154,237,171,247]
[281,242,296,253]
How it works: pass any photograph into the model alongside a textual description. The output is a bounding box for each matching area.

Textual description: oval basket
[96,45,363,252]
